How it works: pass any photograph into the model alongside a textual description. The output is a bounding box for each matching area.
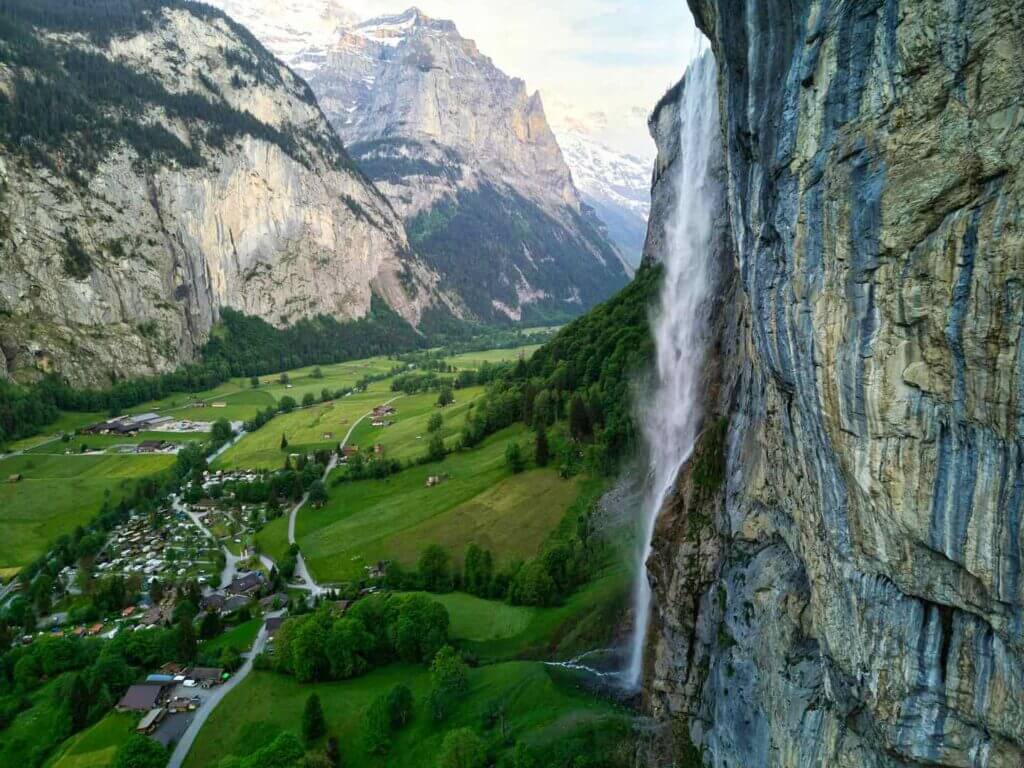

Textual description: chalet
[374,444,384,456]
[259,593,289,611]
[136,707,166,734]
[137,440,170,453]
[211,402,227,408]
[201,593,226,613]
[322,432,333,440]
[264,616,285,638]
[227,571,265,597]
[222,594,251,614]
[189,667,224,685]
[117,683,168,712]
[6,474,22,483]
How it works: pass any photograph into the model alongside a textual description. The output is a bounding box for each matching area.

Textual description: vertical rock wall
[645,1,1024,765]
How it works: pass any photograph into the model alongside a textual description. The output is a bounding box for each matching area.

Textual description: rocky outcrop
[644,1,1024,766]
[208,2,631,324]
[0,2,441,387]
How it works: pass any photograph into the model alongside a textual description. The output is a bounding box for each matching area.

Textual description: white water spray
[624,50,719,690]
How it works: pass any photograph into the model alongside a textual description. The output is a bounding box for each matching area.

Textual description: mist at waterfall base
[623,50,720,690]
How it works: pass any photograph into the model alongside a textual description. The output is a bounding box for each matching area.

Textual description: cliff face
[208,2,631,324]
[0,2,438,387]
[645,1,1024,766]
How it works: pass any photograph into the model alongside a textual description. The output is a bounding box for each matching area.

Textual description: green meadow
[44,713,136,768]
[184,661,628,768]
[214,383,393,470]
[282,426,580,583]
[0,453,175,576]
[445,345,541,370]
[345,386,485,462]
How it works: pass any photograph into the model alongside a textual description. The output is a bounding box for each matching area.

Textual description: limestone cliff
[0,1,442,387]
[644,1,1024,766]
[208,2,631,324]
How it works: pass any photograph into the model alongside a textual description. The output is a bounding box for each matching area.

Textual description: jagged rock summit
[210,1,631,324]
[0,0,444,386]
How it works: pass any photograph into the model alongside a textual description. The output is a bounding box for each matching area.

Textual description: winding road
[283,395,402,596]
[166,610,283,768]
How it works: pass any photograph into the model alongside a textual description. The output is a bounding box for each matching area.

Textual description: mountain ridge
[0,0,448,386]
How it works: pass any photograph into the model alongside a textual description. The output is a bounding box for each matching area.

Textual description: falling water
[624,50,719,690]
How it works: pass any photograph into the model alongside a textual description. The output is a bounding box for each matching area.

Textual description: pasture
[214,384,394,470]
[291,426,580,582]
[0,453,174,575]
[445,345,540,370]
[183,661,626,768]
[45,713,136,768]
[345,386,485,462]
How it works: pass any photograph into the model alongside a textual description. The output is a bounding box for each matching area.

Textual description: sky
[341,1,705,161]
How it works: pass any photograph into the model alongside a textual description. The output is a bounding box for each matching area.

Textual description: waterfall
[624,50,719,690]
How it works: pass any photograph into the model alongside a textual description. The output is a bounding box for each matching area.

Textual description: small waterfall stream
[624,50,719,690]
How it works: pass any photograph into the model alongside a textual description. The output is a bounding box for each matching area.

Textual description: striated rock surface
[208,2,631,323]
[644,1,1024,766]
[0,2,440,387]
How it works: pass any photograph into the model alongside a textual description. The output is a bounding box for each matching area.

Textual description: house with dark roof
[117,683,168,712]
[222,594,251,614]
[227,572,264,597]
[264,617,285,638]
[189,667,224,685]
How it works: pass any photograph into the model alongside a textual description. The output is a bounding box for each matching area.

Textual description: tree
[437,387,454,408]
[533,390,555,428]
[63,672,89,732]
[418,545,452,592]
[437,728,486,768]
[302,392,316,408]
[280,433,289,451]
[176,617,197,662]
[362,694,392,755]
[308,480,327,507]
[569,393,592,441]
[427,412,443,433]
[426,432,446,463]
[463,544,493,597]
[428,646,468,721]
[279,372,290,385]
[302,693,327,744]
[113,735,167,768]
[279,396,297,413]
[250,375,260,388]
[534,429,550,467]
[200,611,222,640]
[386,684,414,729]
[505,442,525,473]
[212,418,233,443]
[312,366,324,379]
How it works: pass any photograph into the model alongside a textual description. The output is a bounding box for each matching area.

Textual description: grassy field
[459,568,631,662]
[286,426,579,582]
[345,386,485,462]
[410,592,535,642]
[0,677,70,766]
[446,345,540,370]
[184,661,626,768]
[214,384,394,471]
[44,713,136,768]
[0,453,175,575]
[201,618,263,656]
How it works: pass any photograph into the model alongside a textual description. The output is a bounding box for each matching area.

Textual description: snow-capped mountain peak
[555,130,651,267]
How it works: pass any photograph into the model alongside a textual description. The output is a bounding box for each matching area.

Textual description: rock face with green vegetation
[0,0,449,387]
[207,2,631,325]
[643,1,1024,766]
